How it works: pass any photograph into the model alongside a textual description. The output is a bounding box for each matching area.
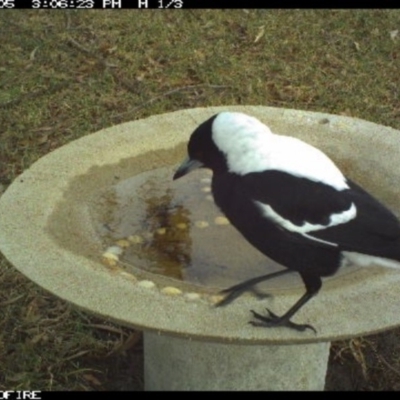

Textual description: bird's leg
[215,269,294,307]
[250,293,316,333]
[250,273,322,333]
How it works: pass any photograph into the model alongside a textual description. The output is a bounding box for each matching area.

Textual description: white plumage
[212,112,349,190]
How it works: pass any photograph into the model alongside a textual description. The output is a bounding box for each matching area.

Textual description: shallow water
[100,166,293,288]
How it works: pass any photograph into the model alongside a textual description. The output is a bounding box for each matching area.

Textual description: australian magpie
[173,111,400,332]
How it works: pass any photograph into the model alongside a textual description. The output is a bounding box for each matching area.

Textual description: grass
[0,9,400,390]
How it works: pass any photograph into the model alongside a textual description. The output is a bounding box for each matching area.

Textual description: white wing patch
[212,112,349,191]
[255,201,357,247]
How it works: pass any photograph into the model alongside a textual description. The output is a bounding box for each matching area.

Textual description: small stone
[214,216,230,225]
[201,186,211,193]
[102,251,119,267]
[102,252,118,261]
[185,292,201,301]
[200,177,211,183]
[195,220,209,228]
[161,286,182,296]
[176,222,188,230]
[128,235,143,244]
[156,227,167,235]
[105,246,123,256]
[120,271,137,281]
[116,239,131,248]
[210,294,225,305]
[103,253,118,267]
[138,280,155,289]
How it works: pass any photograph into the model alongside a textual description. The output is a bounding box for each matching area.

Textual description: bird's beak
[173,157,204,180]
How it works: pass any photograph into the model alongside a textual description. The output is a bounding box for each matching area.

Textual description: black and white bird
[173,111,400,332]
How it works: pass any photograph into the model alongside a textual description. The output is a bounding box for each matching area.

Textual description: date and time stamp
[0,0,184,8]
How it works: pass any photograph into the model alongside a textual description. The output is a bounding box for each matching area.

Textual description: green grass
[1,9,400,390]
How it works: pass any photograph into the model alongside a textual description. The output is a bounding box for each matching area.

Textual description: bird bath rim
[0,106,399,345]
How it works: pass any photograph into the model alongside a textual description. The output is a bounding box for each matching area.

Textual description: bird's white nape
[211,112,349,191]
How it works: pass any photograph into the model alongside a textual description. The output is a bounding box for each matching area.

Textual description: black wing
[312,179,400,257]
[241,171,400,257]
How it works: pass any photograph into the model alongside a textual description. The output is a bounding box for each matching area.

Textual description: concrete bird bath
[1,106,400,390]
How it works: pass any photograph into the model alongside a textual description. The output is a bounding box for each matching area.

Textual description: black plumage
[173,111,400,332]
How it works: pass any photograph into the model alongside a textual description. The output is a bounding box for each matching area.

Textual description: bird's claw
[249,309,317,334]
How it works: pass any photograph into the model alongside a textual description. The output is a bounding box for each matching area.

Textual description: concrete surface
[144,331,330,390]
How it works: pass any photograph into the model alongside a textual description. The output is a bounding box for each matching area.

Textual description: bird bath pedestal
[1,106,400,390]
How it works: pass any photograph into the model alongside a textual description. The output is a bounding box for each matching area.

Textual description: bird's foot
[249,309,317,333]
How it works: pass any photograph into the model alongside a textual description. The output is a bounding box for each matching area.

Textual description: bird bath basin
[1,106,400,390]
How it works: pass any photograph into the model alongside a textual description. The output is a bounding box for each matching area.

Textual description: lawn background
[1,10,400,390]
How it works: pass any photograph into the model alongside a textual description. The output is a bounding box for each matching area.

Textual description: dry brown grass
[0,9,400,390]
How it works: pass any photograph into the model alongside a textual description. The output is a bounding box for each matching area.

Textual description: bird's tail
[343,250,400,270]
